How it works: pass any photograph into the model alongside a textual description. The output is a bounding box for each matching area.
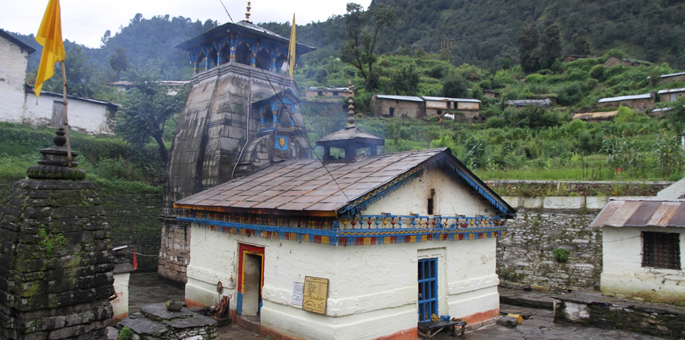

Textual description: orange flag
[35,0,65,97]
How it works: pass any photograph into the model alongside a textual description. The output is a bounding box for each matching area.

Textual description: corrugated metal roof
[375,94,424,102]
[505,99,551,107]
[652,107,673,113]
[175,148,515,217]
[591,198,685,228]
[598,93,653,103]
[306,87,351,92]
[422,96,481,103]
[661,72,685,78]
[572,111,618,120]
[657,88,685,94]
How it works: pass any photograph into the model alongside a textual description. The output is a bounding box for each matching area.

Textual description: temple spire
[245,0,252,22]
[346,80,355,128]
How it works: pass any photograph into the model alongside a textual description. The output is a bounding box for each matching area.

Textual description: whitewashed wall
[601,227,685,303]
[185,166,501,340]
[23,92,114,135]
[0,35,29,124]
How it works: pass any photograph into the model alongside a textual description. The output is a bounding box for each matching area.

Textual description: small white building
[174,122,515,340]
[23,86,118,135]
[0,29,35,123]
[422,96,481,119]
[593,198,685,305]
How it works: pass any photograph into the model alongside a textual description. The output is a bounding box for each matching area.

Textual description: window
[642,232,681,270]
[389,107,395,117]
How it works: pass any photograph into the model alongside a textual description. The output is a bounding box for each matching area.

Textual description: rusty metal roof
[590,198,685,228]
[175,148,515,217]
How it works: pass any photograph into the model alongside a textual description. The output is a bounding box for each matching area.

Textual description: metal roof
[572,111,618,120]
[175,148,515,217]
[660,72,685,78]
[306,87,352,92]
[598,93,653,103]
[422,96,481,103]
[25,85,120,108]
[652,107,674,113]
[375,94,424,102]
[505,99,551,107]
[590,198,685,229]
[0,29,36,54]
[316,126,384,145]
[657,88,685,94]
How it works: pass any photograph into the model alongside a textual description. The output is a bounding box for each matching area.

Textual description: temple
[158,11,315,283]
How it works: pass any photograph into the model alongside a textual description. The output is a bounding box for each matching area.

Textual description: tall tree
[340,2,396,91]
[116,71,189,163]
[540,23,561,69]
[517,22,540,73]
[390,64,420,95]
[572,29,591,55]
[109,46,130,80]
[44,44,99,98]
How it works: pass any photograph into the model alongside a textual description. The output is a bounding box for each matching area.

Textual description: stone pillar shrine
[0,129,115,339]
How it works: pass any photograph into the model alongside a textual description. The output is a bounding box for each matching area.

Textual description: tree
[340,3,396,91]
[116,71,189,163]
[540,23,561,69]
[441,74,469,98]
[517,22,540,73]
[390,64,420,95]
[572,29,591,55]
[44,44,99,98]
[109,47,130,80]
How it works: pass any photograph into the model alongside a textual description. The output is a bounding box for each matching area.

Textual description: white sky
[1,0,371,48]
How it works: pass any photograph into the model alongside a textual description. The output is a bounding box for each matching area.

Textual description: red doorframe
[237,244,265,315]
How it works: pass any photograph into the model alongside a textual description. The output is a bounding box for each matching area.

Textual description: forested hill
[367,0,685,69]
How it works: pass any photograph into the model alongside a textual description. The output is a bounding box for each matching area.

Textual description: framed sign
[302,276,329,314]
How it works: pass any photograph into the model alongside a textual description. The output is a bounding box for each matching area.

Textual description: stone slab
[164,314,217,329]
[543,196,585,209]
[586,196,609,210]
[118,316,168,336]
[521,197,543,209]
[140,303,195,320]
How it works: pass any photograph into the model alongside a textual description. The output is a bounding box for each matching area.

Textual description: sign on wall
[302,276,329,314]
[291,282,304,307]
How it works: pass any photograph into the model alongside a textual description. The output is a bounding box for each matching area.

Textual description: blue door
[418,258,438,322]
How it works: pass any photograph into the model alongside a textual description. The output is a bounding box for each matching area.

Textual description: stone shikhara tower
[158,16,314,283]
[0,129,115,339]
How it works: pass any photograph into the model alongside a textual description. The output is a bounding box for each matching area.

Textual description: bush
[553,248,570,263]
[485,117,507,128]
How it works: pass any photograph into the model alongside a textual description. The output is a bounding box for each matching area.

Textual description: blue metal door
[418,258,438,322]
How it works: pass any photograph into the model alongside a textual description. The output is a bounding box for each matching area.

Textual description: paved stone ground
[112,273,663,340]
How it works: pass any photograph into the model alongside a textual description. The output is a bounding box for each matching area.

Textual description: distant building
[109,80,190,95]
[423,96,481,119]
[657,72,685,84]
[572,110,618,122]
[505,98,552,108]
[597,93,655,111]
[594,198,685,305]
[658,88,685,103]
[483,89,499,98]
[305,86,354,98]
[371,94,425,118]
[561,54,588,63]
[603,56,647,67]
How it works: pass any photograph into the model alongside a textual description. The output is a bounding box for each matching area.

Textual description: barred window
[642,232,681,270]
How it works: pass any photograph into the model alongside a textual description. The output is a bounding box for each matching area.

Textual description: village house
[175,112,515,339]
[603,56,646,67]
[370,94,424,118]
[657,71,685,84]
[658,87,685,103]
[561,54,588,63]
[423,96,481,120]
[572,110,618,122]
[592,198,685,305]
[505,98,552,108]
[305,86,354,98]
[483,89,499,98]
[0,29,118,135]
[597,93,655,111]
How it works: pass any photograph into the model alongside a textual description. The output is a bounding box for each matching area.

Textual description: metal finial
[245,0,252,22]
[346,80,355,128]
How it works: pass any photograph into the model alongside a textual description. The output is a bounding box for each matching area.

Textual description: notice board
[302,276,329,314]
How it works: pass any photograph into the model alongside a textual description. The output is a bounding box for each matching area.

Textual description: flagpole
[60,60,72,167]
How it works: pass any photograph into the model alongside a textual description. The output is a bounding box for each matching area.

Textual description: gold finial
[347,80,355,128]
[245,0,252,22]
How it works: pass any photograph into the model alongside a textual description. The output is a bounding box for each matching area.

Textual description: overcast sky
[2,0,371,48]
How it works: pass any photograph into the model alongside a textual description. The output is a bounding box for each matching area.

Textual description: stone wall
[492,181,672,292]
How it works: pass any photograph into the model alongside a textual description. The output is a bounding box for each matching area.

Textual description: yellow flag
[288,14,296,83]
[35,0,65,97]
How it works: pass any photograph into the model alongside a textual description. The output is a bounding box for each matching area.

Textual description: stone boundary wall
[493,181,672,292]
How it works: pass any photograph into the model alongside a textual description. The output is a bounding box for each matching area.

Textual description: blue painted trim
[236,292,243,315]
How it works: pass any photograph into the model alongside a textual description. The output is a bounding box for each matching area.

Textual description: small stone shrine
[117,302,218,340]
[0,128,115,339]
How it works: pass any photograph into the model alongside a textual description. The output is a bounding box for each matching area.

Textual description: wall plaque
[302,276,329,314]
